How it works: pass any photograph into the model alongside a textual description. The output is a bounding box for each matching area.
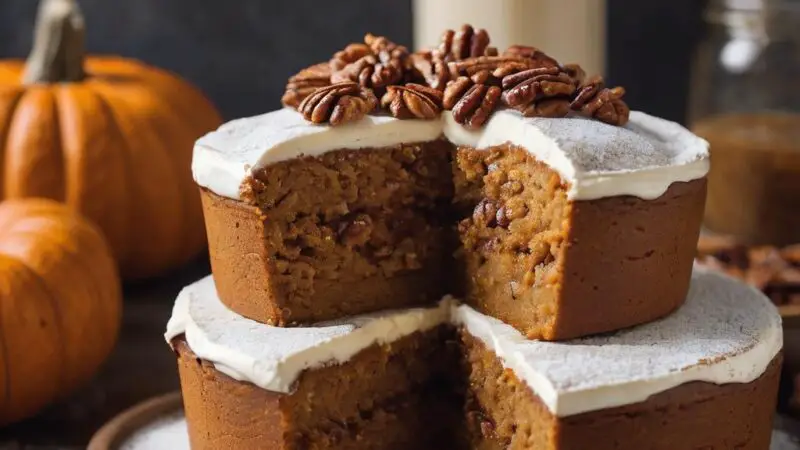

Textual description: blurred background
[0,0,703,122]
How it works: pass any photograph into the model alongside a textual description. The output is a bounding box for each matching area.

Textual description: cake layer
[174,329,463,450]
[164,275,452,392]
[193,108,708,202]
[453,265,782,417]
[166,267,781,417]
[461,332,781,450]
[202,139,455,326]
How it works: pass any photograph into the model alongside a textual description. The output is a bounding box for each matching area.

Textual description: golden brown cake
[165,267,782,450]
[194,106,708,339]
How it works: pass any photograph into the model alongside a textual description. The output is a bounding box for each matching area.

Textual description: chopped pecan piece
[298,82,377,126]
[281,62,332,108]
[444,76,501,129]
[571,75,630,126]
[381,83,443,120]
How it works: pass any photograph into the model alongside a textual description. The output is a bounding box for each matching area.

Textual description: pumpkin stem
[22,0,86,84]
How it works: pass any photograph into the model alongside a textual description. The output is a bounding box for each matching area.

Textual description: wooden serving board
[87,391,183,450]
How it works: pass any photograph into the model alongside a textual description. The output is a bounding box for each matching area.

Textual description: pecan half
[501,67,576,117]
[448,56,534,81]
[381,83,443,120]
[298,82,377,126]
[439,25,495,61]
[365,33,410,62]
[331,54,404,92]
[444,76,501,129]
[571,75,630,126]
[503,45,560,68]
[281,62,332,108]
[562,63,586,87]
[330,43,372,71]
[409,50,450,90]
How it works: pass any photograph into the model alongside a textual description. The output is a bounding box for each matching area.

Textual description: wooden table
[0,258,209,449]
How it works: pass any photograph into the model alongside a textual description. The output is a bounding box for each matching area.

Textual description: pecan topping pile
[696,235,800,305]
[281,24,630,128]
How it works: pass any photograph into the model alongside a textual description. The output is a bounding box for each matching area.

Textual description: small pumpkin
[0,198,121,425]
[0,0,223,279]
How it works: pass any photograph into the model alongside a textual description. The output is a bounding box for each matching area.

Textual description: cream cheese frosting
[165,276,453,393]
[192,108,709,201]
[165,266,782,417]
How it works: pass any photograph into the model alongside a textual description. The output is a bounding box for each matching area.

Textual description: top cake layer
[192,108,709,201]
[165,266,781,417]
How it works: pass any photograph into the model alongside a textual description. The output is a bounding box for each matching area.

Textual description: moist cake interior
[239,139,576,337]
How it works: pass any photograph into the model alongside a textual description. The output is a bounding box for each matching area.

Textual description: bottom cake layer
[174,334,781,450]
[174,327,465,450]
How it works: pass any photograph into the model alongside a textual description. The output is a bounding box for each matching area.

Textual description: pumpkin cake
[165,266,782,450]
[194,106,708,339]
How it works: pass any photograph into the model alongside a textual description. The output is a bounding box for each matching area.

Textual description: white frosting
[165,276,452,393]
[452,265,783,417]
[193,108,708,201]
[165,266,782,417]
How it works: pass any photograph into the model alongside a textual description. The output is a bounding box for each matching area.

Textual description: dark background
[0,0,706,123]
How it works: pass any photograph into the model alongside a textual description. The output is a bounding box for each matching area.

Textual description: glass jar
[689,0,800,245]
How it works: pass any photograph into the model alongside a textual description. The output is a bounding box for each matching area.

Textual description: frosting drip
[165,267,781,417]
[192,109,709,201]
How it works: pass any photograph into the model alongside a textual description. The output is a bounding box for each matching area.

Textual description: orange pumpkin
[0,0,222,279]
[0,198,121,425]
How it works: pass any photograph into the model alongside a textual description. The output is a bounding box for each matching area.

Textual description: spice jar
[689,0,800,246]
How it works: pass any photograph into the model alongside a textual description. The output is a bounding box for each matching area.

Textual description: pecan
[381,83,443,120]
[562,63,586,86]
[439,24,494,61]
[503,45,560,68]
[516,98,572,118]
[472,198,499,227]
[571,75,630,126]
[331,54,404,92]
[409,50,450,90]
[329,34,410,94]
[330,43,372,71]
[338,213,373,247]
[444,76,501,129]
[298,82,377,126]
[365,33,410,62]
[281,62,332,108]
[501,67,576,117]
[448,56,534,80]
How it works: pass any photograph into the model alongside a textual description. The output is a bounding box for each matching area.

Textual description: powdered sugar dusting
[454,265,783,416]
[119,412,189,450]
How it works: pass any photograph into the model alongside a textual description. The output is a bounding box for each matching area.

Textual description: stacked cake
[165,26,783,449]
